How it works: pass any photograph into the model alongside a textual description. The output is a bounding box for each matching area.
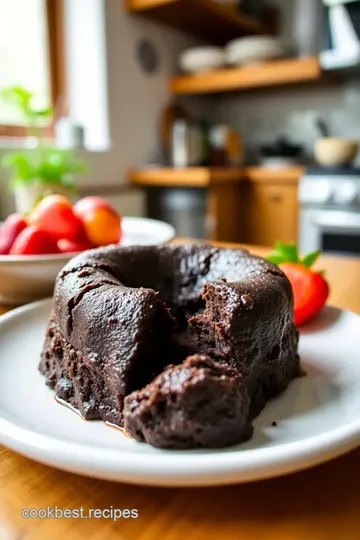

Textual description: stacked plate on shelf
[178,37,286,74]
[225,36,286,67]
[179,47,226,74]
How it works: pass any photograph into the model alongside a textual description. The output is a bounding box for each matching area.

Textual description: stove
[299,167,360,256]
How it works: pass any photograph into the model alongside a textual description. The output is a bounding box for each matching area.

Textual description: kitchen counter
[129,165,304,188]
[128,167,305,245]
[0,242,360,540]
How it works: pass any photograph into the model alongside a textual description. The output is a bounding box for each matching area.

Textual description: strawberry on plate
[268,242,330,326]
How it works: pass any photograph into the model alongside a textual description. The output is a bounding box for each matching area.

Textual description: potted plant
[1,87,86,213]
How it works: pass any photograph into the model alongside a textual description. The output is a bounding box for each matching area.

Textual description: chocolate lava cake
[40,244,300,448]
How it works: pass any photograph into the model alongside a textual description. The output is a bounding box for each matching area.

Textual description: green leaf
[1,86,34,118]
[302,250,321,268]
[1,86,33,107]
[1,146,86,191]
[33,107,53,118]
[1,86,53,126]
[268,241,324,269]
[1,152,36,180]
[267,253,286,265]
[274,241,299,263]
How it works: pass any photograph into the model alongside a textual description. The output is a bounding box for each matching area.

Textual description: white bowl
[0,252,75,305]
[0,217,175,305]
[225,36,285,66]
[179,47,225,73]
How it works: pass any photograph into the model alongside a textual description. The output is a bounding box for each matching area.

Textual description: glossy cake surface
[40,244,300,448]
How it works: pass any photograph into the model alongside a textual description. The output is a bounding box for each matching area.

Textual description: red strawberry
[279,263,329,326]
[58,238,94,254]
[9,226,60,255]
[0,214,28,254]
[268,242,330,326]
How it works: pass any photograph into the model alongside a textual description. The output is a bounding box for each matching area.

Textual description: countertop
[0,242,360,540]
[129,166,304,188]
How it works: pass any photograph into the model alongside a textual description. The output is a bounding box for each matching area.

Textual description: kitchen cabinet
[129,166,302,244]
[129,167,246,242]
[245,169,301,247]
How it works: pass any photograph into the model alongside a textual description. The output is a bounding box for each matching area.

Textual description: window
[0,0,65,136]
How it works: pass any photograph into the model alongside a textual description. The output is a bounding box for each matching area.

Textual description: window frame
[0,0,66,137]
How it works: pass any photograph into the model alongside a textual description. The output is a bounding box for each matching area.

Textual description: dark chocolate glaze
[40,244,300,446]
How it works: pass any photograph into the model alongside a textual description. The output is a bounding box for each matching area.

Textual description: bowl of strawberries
[0,194,175,305]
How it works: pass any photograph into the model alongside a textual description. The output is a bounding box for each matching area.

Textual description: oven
[300,208,360,256]
[299,169,360,257]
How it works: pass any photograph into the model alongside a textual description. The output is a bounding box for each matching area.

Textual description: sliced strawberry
[279,263,330,326]
[0,214,28,254]
[10,226,60,255]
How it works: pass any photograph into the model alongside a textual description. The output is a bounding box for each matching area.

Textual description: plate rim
[1,299,360,487]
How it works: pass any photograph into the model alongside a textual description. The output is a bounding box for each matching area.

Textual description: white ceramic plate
[0,217,175,304]
[225,36,285,66]
[179,47,225,73]
[1,300,360,487]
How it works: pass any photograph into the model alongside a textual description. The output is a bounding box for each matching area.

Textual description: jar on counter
[209,125,228,166]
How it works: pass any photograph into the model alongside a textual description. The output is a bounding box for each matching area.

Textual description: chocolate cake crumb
[123,355,253,449]
[240,294,254,309]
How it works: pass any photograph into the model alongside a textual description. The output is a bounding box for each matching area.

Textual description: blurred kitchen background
[2,0,360,256]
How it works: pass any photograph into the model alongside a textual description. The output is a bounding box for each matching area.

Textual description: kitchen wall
[212,0,360,163]
[0,0,208,219]
[213,79,360,163]
[80,0,209,181]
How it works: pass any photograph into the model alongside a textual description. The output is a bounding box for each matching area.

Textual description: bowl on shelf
[315,138,359,167]
[179,47,225,73]
[0,217,175,305]
[225,36,285,66]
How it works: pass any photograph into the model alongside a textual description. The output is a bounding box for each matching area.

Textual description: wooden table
[1,244,360,540]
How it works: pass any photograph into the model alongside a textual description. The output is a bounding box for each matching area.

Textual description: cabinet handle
[269,190,282,202]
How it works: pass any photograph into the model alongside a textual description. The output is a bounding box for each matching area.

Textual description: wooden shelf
[129,167,244,187]
[124,0,268,44]
[170,57,322,95]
